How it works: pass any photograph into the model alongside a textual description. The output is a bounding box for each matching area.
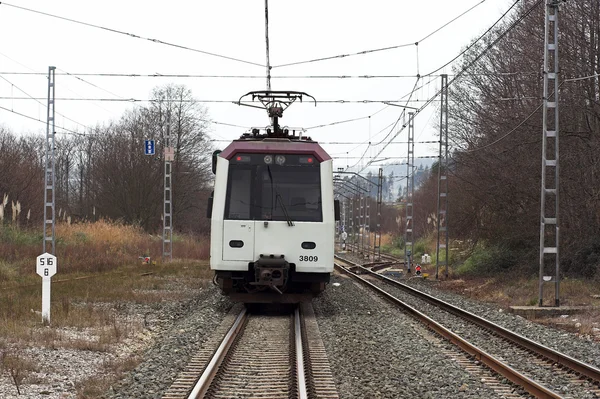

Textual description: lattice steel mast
[374,168,383,261]
[163,111,173,262]
[436,74,449,279]
[43,66,56,255]
[404,113,415,273]
[538,0,562,307]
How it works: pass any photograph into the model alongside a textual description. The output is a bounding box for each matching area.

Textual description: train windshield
[225,154,322,222]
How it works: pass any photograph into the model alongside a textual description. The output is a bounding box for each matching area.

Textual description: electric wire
[0,104,84,136]
[0,97,438,104]
[57,68,126,100]
[0,74,91,130]
[0,2,264,68]
[0,71,540,79]
[462,79,565,153]
[462,103,542,153]
[422,0,521,77]
[271,0,490,69]
[348,0,536,147]
[355,0,544,173]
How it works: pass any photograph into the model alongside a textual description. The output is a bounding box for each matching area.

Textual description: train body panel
[209,137,335,302]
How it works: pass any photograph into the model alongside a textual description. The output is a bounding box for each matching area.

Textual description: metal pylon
[365,184,371,261]
[43,66,56,255]
[538,1,562,307]
[436,74,449,279]
[359,187,364,255]
[163,111,173,261]
[405,112,415,272]
[374,168,383,261]
[350,194,355,250]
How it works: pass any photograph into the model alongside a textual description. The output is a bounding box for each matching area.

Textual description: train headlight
[264,155,273,164]
[275,155,286,165]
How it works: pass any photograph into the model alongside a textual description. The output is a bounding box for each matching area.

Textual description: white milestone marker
[36,253,57,324]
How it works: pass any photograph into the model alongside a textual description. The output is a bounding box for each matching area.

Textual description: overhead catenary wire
[0,104,84,136]
[352,0,544,173]
[57,68,126,100]
[463,80,566,153]
[0,71,541,79]
[0,2,264,68]
[337,0,538,170]
[0,97,446,104]
[421,0,522,77]
[0,104,249,136]
[0,74,91,130]
[271,0,491,69]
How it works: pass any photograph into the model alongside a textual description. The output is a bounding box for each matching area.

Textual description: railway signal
[415,264,422,277]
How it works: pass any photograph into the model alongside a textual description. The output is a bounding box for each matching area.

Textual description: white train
[207,91,338,303]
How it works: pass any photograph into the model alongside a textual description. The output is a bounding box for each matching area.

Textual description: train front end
[208,137,336,303]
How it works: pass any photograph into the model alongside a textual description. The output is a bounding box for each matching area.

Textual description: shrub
[562,238,600,278]
[455,242,517,277]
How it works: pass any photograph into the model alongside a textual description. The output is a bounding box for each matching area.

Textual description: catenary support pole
[405,112,415,273]
[43,66,56,255]
[539,0,562,307]
[163,110,173,261]
[436,74,449,279]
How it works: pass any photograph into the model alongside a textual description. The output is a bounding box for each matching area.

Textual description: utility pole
[350,193,355,250]
[538,0,562,307]
[366,184,371,261]
[405,112,415,273]
[43,66,56,255]
[163,111,173,262]
[359,183,365,256]
[264,0,272,91]
[436,74,449,279]
[374,168,383,261]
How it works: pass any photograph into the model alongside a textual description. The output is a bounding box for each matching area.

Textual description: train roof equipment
[237,90,316,140]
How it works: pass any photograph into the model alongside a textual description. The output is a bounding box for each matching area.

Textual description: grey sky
[0,0,512,171]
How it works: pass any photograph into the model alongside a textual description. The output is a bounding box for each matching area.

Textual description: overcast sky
[0,0,513,172]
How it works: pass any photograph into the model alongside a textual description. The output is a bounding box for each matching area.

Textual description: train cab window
[225,168,251,220]
[225,153,322,222]
[259,167,322,222]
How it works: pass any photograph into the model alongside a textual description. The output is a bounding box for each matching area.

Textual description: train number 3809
[299,255,318,262]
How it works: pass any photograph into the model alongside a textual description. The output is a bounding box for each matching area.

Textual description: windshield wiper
[276,193,294,227]
[267,166,294,227]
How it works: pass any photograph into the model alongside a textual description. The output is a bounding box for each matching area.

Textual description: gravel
[312,273,503,398]
[105,286,234,399]
[402,276,600,368]
[0,283,235,399]
[5,256,600,399]
[365,275,599,398]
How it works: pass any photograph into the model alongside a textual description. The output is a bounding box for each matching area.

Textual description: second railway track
[335,254,600,399]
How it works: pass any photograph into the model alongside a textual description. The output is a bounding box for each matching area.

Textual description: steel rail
[187,308,247,399]
[334,257,563,399]
[344,242,400,264]
[295,307,309,399]
[337,254,600,384]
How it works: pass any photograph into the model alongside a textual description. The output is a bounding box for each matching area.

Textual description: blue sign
[145,140,155,155]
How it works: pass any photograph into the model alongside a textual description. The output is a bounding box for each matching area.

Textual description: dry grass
[0,349,40,395]
[0,261,211,344]
[0,220,213,397]
[0,220,210,279]
[0,220,211,344]
[438,274,600,308]
[75,356,142,399]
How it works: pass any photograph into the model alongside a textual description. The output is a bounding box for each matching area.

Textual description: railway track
[163,303,338,399]
[341,241,401,265]
[335,255,600,399]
